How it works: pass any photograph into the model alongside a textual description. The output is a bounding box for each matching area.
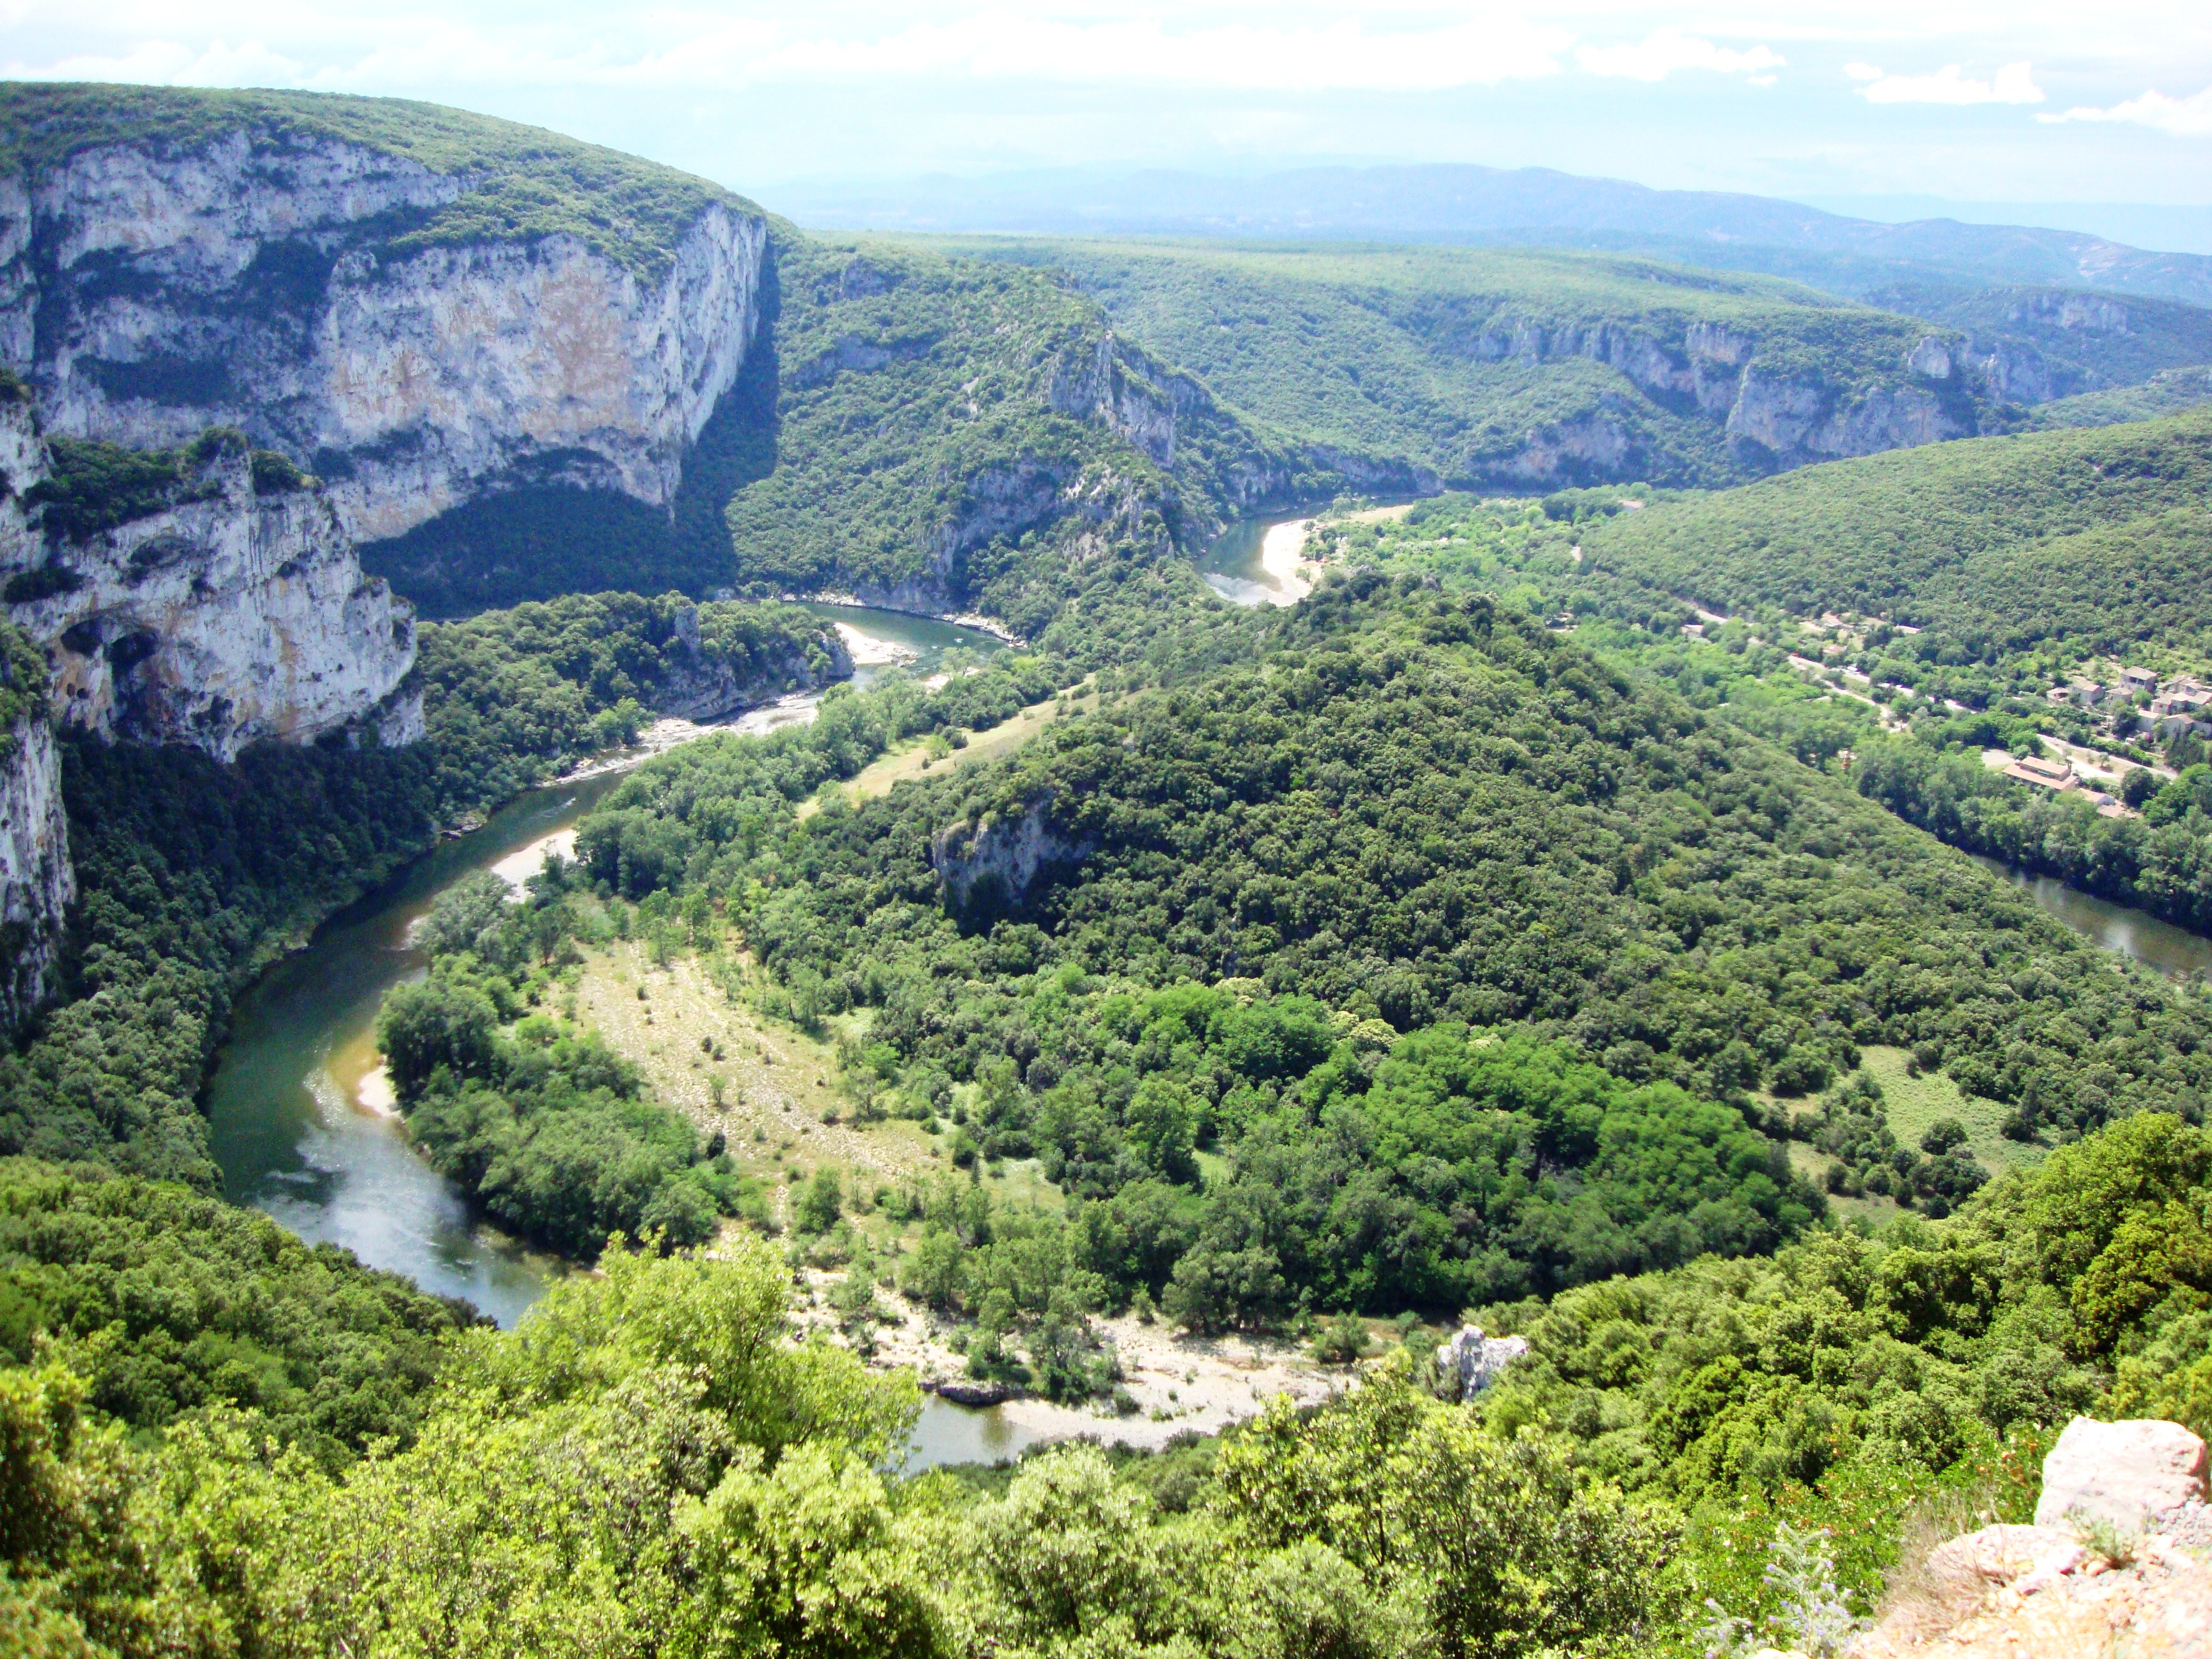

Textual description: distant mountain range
[775,164,2212,311]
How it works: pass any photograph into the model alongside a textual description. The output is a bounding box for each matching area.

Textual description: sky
[4,3,2210,221]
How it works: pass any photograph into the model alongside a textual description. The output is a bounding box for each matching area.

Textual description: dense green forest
[415,591,843,807]
[1324,483,2212,940]
[2024,364,2212,430]
[4,1107,2208,1658]
[931,237,1998,488]
[529,571,2212,1333]
[1574,407,2212,645]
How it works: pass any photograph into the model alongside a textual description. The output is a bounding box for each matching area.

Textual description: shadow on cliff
[357,248,784,619]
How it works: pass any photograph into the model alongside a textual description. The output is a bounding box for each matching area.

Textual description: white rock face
[1437,1324,1530,1400]
[2034,1416,2210,1531]
[1449,309,1976,475]
[1,398,418,761]
[3,128,766,545]
[0,712,71,1034]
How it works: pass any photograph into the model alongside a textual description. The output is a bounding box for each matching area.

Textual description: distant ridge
[776,163,2212,310]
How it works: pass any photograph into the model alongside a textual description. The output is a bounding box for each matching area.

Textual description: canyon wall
[1,397,418,760]
[2,120,768,545]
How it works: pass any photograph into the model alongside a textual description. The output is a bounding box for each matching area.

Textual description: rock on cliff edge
[0,106,767,544]
[932,795,1095,924]
[1,390,419,760]
[1849,1416,2211,1658]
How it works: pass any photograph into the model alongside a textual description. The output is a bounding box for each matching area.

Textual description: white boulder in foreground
[1853,1416,2211,1657]
[2033,1416,2211,1531]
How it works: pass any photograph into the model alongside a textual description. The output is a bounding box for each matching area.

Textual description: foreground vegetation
[4,1099,2209,1658]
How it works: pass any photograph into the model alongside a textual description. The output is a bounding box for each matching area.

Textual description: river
[1969,855,2212,981]
[205,604,1002,1328]
[1197,515,1314,607]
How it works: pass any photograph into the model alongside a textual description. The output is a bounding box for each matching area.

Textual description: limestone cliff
[932,795,1094,924]
[652,602,852,721]
[1450,312,1979,479]
[0,645,70,1035]
[1,397,419,760]
[1,91,768,546]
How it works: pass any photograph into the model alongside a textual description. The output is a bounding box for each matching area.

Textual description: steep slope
[0,622,67,1034]
[0,390,419,759]
[1577,407,2212,648]
[0,84,768,545]
[932,238,2015,490]
[706,231,1422,637]
[2023,365,2212,430]
[1865,282,2212,404]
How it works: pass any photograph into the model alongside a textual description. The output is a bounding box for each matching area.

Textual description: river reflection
[1971,854,2212,981]
[206,607,1003,1328]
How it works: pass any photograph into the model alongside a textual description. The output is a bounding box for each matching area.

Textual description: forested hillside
[1866,282,2212,400]
[713,230,1357,636]
[547,573,2212,1321]
[1578,407,2212,648]
[933,238,2011,488]
[1324,458,2212,943]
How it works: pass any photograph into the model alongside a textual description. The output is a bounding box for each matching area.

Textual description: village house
[2121,666,2159,693]
[2002,753,2078,791]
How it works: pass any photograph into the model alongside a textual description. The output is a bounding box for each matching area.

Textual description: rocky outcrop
[1,398,418,760]
[1852,1417,2211,1659]
[0,708,71,1035]
[932,795,1094,922]
[1427,305,1983,478]
[1437,1325,1530,1400]
[1726,372,1958,466]
[651,603,852,721]
[3,116,767,546]
[2035,1417,2211,1532]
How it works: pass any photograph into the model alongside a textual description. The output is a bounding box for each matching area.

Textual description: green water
[1970,854,2212,981]
[1196,515,1298,607]
[205,607,1002,1329]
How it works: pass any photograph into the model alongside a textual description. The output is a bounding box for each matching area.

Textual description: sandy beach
[802,1281,1355,1453]
[1259,518,1316,602]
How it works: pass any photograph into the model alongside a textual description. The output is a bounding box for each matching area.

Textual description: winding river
[205,605,1003,1328]
[201,564,2212,1467]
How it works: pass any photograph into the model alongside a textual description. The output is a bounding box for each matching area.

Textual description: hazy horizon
[4,3,2207,222]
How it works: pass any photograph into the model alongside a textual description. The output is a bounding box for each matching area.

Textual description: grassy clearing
[570,938,1070,1245]
[1787,1142,1903,1228]
[571,942,929,1227]
[796,677,1099,821]
[1858,1044,2047,1178]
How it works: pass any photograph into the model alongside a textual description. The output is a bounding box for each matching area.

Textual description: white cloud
[1575,30,1784,84]
[1843,62,1883,82]
[2042,84,2212,137]
[4,9,1577,95]
[1855,61,2044,106]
